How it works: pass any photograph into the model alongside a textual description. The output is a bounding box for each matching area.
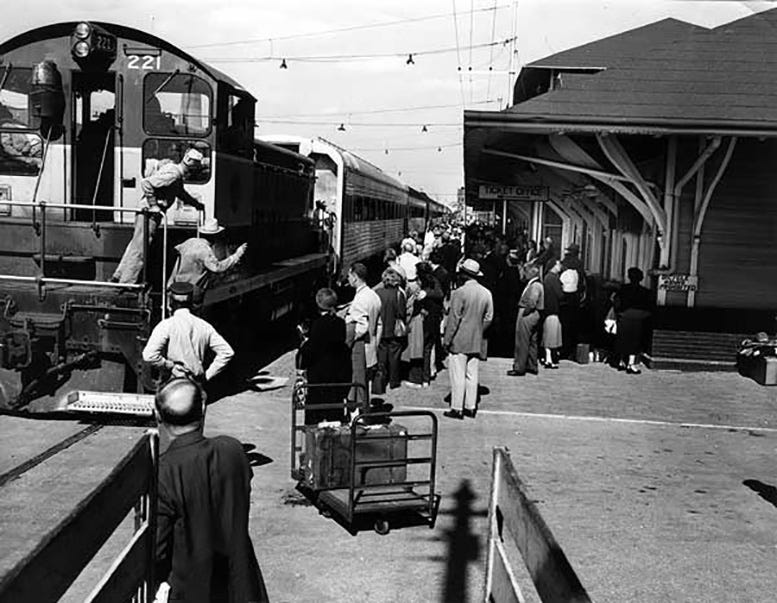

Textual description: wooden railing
[0,431,158,603]
[484,447,592,603]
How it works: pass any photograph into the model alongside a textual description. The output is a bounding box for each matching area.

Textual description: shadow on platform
[743,479,777,509]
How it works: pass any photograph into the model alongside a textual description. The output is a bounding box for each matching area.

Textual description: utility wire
[451,0,467,108]
[486,0,499,100]
[187,4,510,49]
[351,142,462,152]
[204,37,514,63]
[260,99,498,119]
[258,119,462,127]
[468,0,475,103]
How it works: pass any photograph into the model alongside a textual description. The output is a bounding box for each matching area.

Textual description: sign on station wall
[657,274,698,292]
[478,184,549,202]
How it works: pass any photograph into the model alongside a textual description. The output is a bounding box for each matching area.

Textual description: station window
[143,73,211,137]
[142,139,211,184]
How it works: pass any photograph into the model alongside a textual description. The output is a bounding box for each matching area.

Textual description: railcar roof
[0,21,250,98]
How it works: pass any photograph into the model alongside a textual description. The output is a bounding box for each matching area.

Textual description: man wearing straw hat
[442,258,493,420]
[167,217,247,306]
[112,147,206,284]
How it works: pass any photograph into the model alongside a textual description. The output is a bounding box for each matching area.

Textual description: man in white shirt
[397,239,420,283]
[143,282,234,385]
[345,262,381,407]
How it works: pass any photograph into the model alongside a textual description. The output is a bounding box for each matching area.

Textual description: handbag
[393,318,407,338]
[604,307,617,335]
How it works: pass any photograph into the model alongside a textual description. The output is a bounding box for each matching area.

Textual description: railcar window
[0,130,42,175]
[143,73,211,137]
[142,139,211,184]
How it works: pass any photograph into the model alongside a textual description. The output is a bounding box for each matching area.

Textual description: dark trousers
[513,308,540,373]
[373,337,403,394]
[424,316,441,382]
[559,293,580,358]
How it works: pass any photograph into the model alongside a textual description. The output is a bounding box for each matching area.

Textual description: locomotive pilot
[111,147,206,284]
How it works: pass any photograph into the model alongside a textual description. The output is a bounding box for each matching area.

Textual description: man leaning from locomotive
[111,147,205,284]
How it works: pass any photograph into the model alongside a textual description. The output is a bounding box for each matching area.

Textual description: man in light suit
[442,259,494,420]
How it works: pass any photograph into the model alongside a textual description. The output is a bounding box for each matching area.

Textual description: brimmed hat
[507,249,521,264]
[168,281,194,301]
[565,242,580,253]
[198,217,224,235]
[459,258,483,277]
[182,148,203,169]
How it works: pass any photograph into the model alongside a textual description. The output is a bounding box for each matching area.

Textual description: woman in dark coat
[416,262,445,386]
[614,267,653,374]
[298,288,351,424]
[372,267,407,393]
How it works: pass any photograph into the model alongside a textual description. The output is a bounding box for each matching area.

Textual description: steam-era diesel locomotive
[0,22,449,413]
[0,22,329,412]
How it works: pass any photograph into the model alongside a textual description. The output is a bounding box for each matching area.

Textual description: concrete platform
[2,354,776,602]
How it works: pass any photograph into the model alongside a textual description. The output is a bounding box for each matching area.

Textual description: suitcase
[738,353,777,386]
[575,343,590,364]
[302,423,408,490]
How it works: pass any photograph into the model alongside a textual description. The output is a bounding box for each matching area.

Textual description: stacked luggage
[736,334,777,386]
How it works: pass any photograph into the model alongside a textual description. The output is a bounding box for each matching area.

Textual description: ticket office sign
[478,184,549,202]
[658,274,698,292]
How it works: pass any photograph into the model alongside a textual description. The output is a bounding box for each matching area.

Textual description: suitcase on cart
[738,354,777,386]
[302,423,408,490]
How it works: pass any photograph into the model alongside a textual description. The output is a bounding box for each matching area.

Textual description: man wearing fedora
[442,258,493,420]
[112,147,206,284]
[167,217,247,306]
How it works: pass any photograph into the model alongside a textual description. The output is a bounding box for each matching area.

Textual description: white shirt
[346,283,382,366]
[142,308,234,381]
[397,252,420,282]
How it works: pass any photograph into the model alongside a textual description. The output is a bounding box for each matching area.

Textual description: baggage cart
[291,380,439,534]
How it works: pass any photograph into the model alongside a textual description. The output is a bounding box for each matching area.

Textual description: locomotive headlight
[73,40,91,58]
[74,22,91,39]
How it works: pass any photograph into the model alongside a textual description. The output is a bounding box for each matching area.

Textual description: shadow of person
[743,479,777,509]
[441,480,481,603]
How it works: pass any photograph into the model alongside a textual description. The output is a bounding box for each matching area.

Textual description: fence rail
[0,431,158,603]
[484,446,592,603]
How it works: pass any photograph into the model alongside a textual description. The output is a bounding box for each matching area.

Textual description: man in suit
[508,263,545,376]
[155,378,269,602]
[442,259,494,420]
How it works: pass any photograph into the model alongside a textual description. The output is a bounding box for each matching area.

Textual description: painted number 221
[127,55,161,70]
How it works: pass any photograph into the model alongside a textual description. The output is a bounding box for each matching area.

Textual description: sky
[0,0,773,206]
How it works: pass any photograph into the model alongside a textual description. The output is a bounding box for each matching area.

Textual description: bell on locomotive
[29,60,65,139]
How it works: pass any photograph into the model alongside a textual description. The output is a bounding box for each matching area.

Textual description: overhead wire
[450,0,467,108]
[203,38,514,63]
[187,4,510,49]
[260,99,498,119]
[486,0,499,100]
[468,0,475,103]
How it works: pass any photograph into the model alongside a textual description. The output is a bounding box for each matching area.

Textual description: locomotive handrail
[0,200,149,213]
[0,274,144,290]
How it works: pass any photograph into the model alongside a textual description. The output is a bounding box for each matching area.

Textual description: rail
[484,447,591,603]
[0,430,159,603]
[0,199,173,294]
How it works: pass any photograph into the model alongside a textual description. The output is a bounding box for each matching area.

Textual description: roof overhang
[465,110,777,139]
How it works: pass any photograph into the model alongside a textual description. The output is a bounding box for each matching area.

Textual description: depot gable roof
[471,8,777,136]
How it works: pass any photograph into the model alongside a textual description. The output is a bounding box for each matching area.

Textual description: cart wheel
[374,518,390,535]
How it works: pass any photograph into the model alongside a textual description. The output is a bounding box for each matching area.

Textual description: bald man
[155,379,268,602]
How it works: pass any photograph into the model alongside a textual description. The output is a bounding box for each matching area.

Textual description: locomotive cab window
[143,73,211,137]
[0,67,43,176]
[142,139,211,184]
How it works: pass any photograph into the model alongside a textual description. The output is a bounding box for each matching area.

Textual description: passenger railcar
[0,22,326,411]
[260,135,411,276]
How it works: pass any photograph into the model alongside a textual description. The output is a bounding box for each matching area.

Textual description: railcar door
[71,72,115,221]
